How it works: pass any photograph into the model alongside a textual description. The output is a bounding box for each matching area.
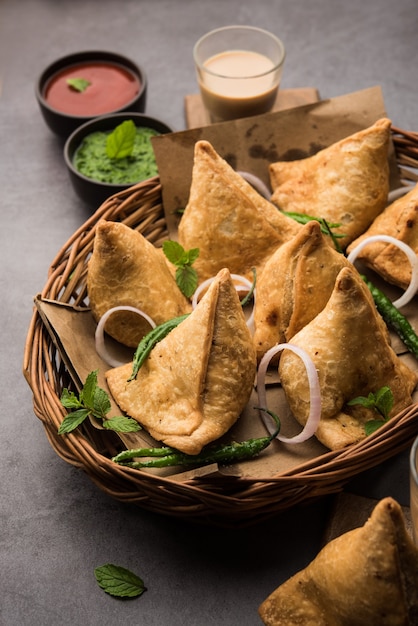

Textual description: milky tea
[198,49,279,121]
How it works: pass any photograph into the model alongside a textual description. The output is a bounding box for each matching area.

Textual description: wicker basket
[23,128,418,526]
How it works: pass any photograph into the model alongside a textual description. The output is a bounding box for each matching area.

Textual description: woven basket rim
[23,128,418,526]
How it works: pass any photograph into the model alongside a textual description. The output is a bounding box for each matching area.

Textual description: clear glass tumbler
[194,25,286,122]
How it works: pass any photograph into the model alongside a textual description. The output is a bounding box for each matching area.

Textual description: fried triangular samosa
[178,140,301,283]
[105,268,256,455]
[253,220,352,361]
[269,118,392,248]
[87,221,191,348]
[278,266,417,450]
[259,497,418,626]
[347,183,418,289]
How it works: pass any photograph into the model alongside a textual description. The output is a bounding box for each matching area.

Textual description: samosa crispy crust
[178,140,301,283]
[278,266,417,450]
[347,183,418,289]
[269,118,392,248]
[253,220,352,361]
[259,497,418,626]
[105,268,257,455]
[87,221,191,348]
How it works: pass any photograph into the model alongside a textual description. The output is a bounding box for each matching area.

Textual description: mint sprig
[347,385,394,436]
[106,119,136,159]
[66,77,91,93]
[94,564,146,598]
[59,370,140,434]
[162,240,199,298]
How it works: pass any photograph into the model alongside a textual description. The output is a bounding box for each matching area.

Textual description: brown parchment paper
[184,86,320,129]
[323,492,413,543]
[152,85,400,237]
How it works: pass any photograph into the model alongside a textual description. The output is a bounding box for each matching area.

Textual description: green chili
[321,218,344,254]
[129,273,257,382]
[282,211,345,252]
[128,314,190,381]
[361,274,418,359]
[240,268,256,307]
[112,409,280,469]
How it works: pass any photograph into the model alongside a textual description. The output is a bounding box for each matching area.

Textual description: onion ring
[257,343,322,444]
[192,273,256,331]
[191,276,215,309]
[347,234,418,308]
[95,306,157,368]
[237,171,272,200]
[387,185,414,204]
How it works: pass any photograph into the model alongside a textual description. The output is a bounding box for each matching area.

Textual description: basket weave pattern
[23,131,418,526]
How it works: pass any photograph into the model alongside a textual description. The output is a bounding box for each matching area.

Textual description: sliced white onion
[192,273,256,331]
[347,234,418,308]
[95,306,157,368]
[237,171,272,200]
[235,285,256,332]
[257,343,322,444]
[230,273,254,291]
[192,276,215,309]
[387,185,414,204]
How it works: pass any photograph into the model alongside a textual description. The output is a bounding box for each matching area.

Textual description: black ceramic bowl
[36,50,147,138]
[64,112,173,207]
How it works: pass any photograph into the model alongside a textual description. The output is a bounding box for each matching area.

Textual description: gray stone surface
[1,0,416,623]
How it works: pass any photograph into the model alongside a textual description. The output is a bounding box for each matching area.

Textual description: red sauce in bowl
[44,62,141,116]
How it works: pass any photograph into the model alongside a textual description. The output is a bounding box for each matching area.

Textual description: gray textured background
[1,1,417,624]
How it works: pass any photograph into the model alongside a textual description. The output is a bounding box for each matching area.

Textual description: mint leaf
[106,120,136,159]
[162,240,199,297]
[92,385,111,418]
[364,419,386,436]
[347,386,394,435]
[58,408,90,434]
[374,386,394,420]
[176,265,198,298]
[186,247,200,265]
[162,240,187,265]
[94,564,146,598]
[60,388,82,410]
[66,78,91,93]
[59,370,137,434]
[162,241,200,267]
[103,416,141,433]
[347,386,394,419]
[80,370,98,408]
[347,391,376,411]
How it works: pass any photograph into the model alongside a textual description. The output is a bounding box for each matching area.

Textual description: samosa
[269,118,392,248]
[106,268,257,455]
[259,497,418,626]
[347,182,418,290]
[253,220,352,361]
[278,266,417,450]
[87,220,191,348]
[178,140,301,283]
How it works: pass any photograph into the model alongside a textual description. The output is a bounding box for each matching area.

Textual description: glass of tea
[193,25,286,122]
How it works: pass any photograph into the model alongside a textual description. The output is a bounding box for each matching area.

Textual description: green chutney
[74,126,160,184]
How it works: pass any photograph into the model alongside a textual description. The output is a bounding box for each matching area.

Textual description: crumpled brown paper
[152,85,399,237]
